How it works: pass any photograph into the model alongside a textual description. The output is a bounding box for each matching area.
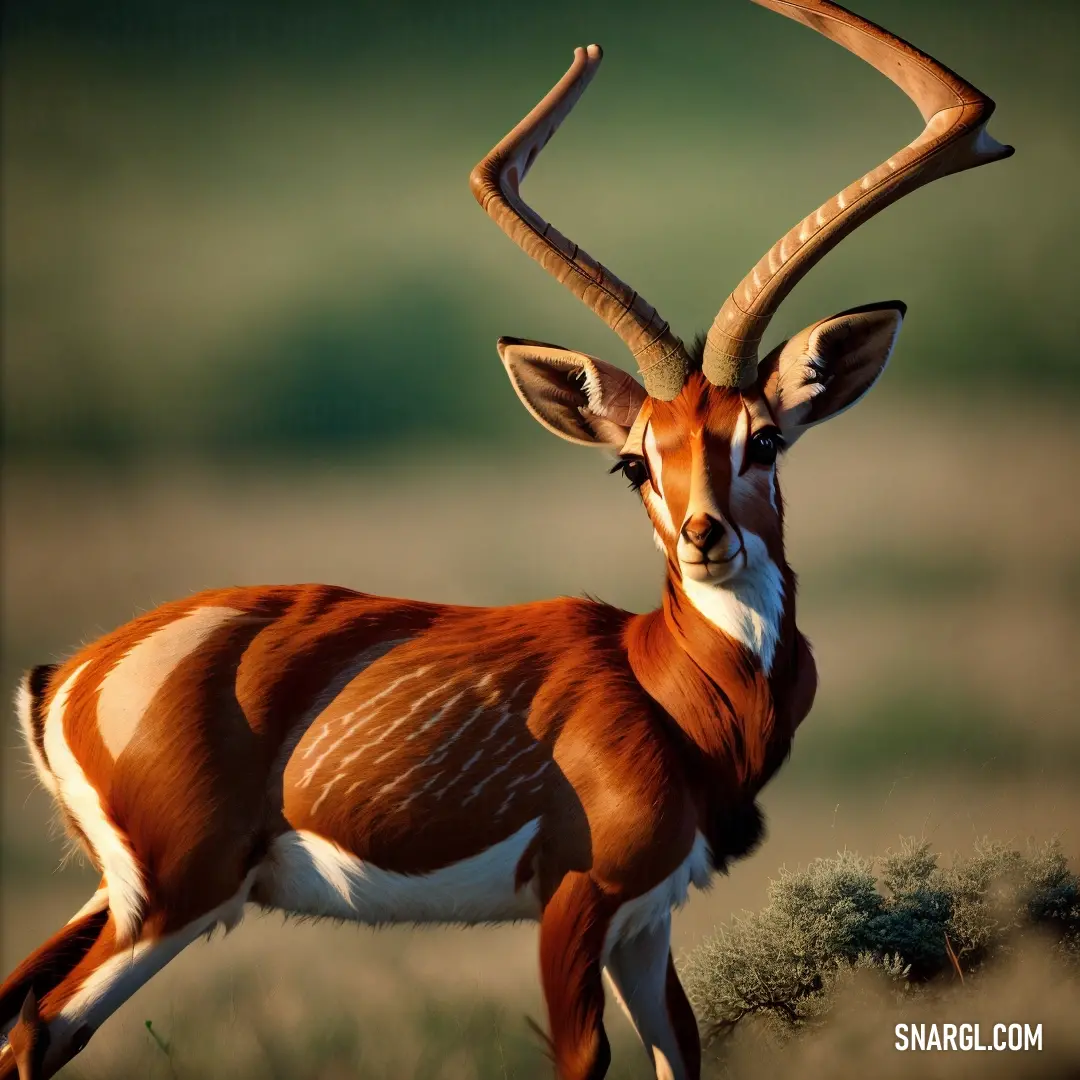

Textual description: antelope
[0,2,1010,1077]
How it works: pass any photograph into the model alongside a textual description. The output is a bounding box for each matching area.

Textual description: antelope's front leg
[605,915,701,1080]
[539,872,619,1080]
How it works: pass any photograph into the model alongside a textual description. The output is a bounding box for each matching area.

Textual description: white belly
[257,820,542,925]
[257,823,714,936]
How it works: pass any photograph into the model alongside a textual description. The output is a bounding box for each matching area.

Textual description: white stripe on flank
[298,664,433,787]
[417,767,448,794]
[422,707,482,769]
[505,759,549,793]
[96,606,245,760]
[269,639,408,800]
[427,743,484,800]
[494,761,550,817]
[260,822,542,925]
[370,759,426,801]
[419,702,490,769]
[460,742,541,806]
[44,663,147,944]
[357,679,452,753]
[301,663,433,760]
[477,681,528,741]
[310,680,458,811]
[478,702,515,745]
[393,685,464,748]
[309,777,340,815]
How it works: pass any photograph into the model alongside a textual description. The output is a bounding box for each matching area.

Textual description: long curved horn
[470,46,691,401]
[702,0,1013,389]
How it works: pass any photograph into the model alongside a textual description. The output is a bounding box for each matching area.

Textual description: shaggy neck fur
[625,530,801,804]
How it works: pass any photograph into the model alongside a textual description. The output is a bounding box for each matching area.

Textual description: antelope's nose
[681,514,723,552]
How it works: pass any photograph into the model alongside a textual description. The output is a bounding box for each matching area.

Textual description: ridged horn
[702,0,1013,389]
[470,46,691,401]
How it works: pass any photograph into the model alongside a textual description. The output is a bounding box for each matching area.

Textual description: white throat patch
[681,532,785,673]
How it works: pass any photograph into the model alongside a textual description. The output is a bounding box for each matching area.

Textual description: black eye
[610,456,649,492]
[747,429,784,467]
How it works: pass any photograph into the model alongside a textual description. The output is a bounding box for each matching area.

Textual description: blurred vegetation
[682,837,1080,1040]
[782,689,1080,785]
[3,0,1079,463]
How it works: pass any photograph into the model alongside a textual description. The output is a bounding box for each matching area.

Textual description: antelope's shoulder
[550,677,699,894]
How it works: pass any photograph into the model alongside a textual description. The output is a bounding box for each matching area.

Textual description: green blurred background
[4,0,1079,463]
[2,1,1078,1076]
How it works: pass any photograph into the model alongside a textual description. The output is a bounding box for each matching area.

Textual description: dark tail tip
[24,665,58,766]
[27,665,58,700]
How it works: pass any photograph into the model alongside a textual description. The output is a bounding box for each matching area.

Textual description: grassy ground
[7,785,1078,1079]
[3,397,1079,1076]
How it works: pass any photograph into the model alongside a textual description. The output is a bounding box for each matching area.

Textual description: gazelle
[1,2,1010,1077]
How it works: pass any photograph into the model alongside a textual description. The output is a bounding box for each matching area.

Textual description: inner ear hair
[803,302,904,421]
[807,301,906,366]
[498,337,646,448]
[761,301,905,437]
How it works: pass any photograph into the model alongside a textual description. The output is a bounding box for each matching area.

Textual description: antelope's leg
[0,895,113,1080]
[539,872,617,1080]
[0,874,251,1080]
[1,910,198,1080]
[7,992,46,1080]
[0,890,109,1039]
[604,916,700,1080]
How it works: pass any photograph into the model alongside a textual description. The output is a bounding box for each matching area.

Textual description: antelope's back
[15,586,445,925]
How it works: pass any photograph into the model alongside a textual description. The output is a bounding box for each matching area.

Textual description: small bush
[681,837,1079,1041]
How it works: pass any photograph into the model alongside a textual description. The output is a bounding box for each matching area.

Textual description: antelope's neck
[627,561,801,797]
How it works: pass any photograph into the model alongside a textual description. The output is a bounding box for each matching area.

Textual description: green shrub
[681,838,1079,1041]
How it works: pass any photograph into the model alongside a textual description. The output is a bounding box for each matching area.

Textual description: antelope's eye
[747,428,784,467]
[610,456,649,492]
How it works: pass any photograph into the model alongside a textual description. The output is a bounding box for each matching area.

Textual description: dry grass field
[3,394,1079,1077]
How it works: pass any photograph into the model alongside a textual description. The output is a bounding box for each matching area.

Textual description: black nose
[681,514,723,551]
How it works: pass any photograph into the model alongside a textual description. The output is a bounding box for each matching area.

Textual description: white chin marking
[258,820,542,925]
[680,532,785,674]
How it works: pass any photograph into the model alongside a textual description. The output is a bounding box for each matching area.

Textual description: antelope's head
[472,0,1010,606]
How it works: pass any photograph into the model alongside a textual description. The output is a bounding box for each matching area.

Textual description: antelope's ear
[757,302,904,445]
[498,337,647,448]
